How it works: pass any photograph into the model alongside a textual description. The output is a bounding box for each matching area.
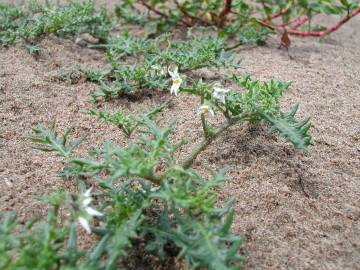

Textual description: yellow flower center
[173,78,181,85]
[200,106,210,114]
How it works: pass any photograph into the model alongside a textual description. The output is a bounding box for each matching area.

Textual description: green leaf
[31,123,86,159]
[104,209,144,269]
[173,210,244,270]
[88,234,111,261]
[259,104,311,150]
[340,0,349,7]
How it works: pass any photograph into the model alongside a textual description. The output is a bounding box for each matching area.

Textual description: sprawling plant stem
[287,6,360,36]
[182,114,248,169]
[261,7,290,23]
[219,0,232,19]
[259,6,360,37]
[182,136,212,169]
[139,0,190,26]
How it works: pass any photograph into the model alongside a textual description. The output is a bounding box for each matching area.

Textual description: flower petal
[84,187,93,198]
[168,66,180,79]
[82,197,92,207]
[85,206,103,217]
[197,105,215,117]
[168,67,174,78]
[78,217,91,234]
[212,87,230,104]
[220,95,226,104]
[209,108,215,117]
[171,83,180,96]
[173,66,179,76]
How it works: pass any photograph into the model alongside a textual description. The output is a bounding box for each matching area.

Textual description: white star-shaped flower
[197,104,215,117]
[212,86,230,104]
[77,187,103,234]
[168,66,182,96]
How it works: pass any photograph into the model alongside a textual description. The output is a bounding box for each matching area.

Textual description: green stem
[145,170,163,185]
[200,94,210,138]
[182,114,249,168]
[182,137,212,169]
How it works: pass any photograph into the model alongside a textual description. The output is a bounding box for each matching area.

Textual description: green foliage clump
[259,104,311,150]
[32,122,86,160]
[0,1,111,46]
[116,0,359,43]
[0,116,246,270]
[85,102,166,137]
[0,1,318,269]
[91,34,239,101]
[226,75,291,118]
[20,68,311,267]
[178,74,311,169]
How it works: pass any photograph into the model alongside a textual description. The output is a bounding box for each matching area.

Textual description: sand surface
[0,2,360,269]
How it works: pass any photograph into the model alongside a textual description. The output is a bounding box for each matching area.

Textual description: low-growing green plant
[0,2,317,269]
[90,34,240,101]
[25,43,41,57]
[0,190,139,269]
[18,69,311,269]
[7,113,243,269]
[173,73,311,167]
[85,102,167,137]
[0,0,111,46]
[32,122,86,160]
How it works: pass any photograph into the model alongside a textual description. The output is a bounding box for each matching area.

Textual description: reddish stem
[269,15,309,28]
[290,16,309,29]
[219,0,232,18]
[262,8,289,23]
[287,7,360,36]
[258,6,360,37]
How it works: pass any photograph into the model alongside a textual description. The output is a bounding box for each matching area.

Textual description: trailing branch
[139,0,190,27]
[182,114,249,169]
[219,0,232,19]
[261,7,290,23]
[287,7,360,36]
[257,7,360,37]
[218,0,234,26]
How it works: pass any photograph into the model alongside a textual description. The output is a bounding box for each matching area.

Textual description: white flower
[212,86,230,104]
[78,216,91,234]
[168,66,182,96]
[77,187,103,234]
[197,104,215,117]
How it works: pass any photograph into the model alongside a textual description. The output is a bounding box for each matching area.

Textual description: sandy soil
[1,2,360,269]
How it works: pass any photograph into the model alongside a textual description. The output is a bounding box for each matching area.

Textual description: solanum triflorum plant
[0,2,313,268]
[89,34,240,101]
[175,72,311,168]
[9,68,310,269]
[18,116,244,269]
